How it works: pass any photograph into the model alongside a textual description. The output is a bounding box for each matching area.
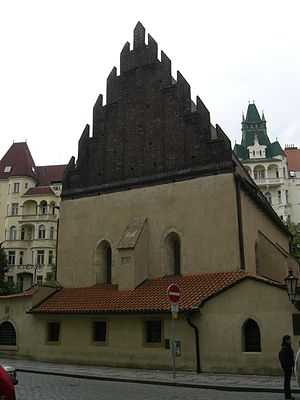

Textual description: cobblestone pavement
[2,356,299,395]
[15,372,294,400]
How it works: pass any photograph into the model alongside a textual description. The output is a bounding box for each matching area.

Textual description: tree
[287,220,300,266]
[0,244,20,295]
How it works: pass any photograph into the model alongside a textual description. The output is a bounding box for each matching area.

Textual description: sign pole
[172,312,176,379]
[167,284,181,381]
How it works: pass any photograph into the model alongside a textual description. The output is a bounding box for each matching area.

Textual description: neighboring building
[0,23,299,375]
[0,142,66,289]
[234,103,300,223]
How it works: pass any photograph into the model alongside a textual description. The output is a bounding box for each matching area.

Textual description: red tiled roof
[0,142,37,180]
[285,148,300,172]
[29,270,282,314]
[23,186,56,196]
[0,285,39,299]
[36,165,66,186]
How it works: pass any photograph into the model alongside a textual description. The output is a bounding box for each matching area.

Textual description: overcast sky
[1,0,299,166]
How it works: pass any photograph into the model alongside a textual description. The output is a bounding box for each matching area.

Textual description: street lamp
[285,267,300,310]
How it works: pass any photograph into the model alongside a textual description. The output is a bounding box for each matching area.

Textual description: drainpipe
[186,309,201,373]
[234,175,245,269]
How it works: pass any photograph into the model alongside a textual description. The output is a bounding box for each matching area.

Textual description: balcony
[255,177,284,187]
[20,214,58,222]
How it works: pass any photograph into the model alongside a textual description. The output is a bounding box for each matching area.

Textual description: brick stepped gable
[62,22,233,199]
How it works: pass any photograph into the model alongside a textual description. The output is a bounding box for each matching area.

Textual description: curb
[16,368,300,394]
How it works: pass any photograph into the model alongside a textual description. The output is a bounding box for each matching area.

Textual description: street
[15,372,289,400]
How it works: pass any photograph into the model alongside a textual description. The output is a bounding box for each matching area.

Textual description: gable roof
[23,186,56,196]
[0,142,37,180]
[36,165,66,186]
[28,270,283,314]
[0,285,39,299]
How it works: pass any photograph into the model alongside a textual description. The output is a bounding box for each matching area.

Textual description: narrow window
[37,250,45,265]
[48,250,53,265]
[0,321,16,346]
[286,190,289,204]
[19,251,24,265]
[36,276,43,284]
[11,203,19,216]
[38,225,45,239]
[145,320,161,343]
[93,321,107,342]
[49,227,54,239]
[243,319,261,352]
[13,182,20,193]
[47,322,60,342]
[21,228,25,240]
[278,191,282,204]
[9,226,17,240]
[174,240,180,275]
[106,247,112,284]
[264,192,272,205]
[8,251,16,265]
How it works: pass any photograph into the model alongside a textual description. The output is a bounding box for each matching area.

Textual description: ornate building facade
[0,142,66,289]
[234,103,300,223]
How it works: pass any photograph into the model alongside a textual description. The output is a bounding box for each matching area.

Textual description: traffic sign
[167,284,181,303]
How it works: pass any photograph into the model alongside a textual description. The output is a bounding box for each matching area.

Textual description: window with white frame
[37,250,45,265]
[49,227,54,239]
[9,226,17,240]
[11,203,19,216]
[13,182,20,193]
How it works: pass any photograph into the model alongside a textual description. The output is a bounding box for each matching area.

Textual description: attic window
[4,166,11,173]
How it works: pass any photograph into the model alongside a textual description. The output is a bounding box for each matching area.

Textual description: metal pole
[172,314,176,379]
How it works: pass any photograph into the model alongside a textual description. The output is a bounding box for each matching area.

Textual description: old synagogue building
[0,23,299,375]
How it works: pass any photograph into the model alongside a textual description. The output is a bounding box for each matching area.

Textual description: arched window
[38,225,45,239]
[264,192,272,205]
[0,321,16,346]
[165,232,181,276]
[9,226,17,240]
[243,319,261,352]
[40,201,47,215]
[95,240,112,284]
[49,227,54,239]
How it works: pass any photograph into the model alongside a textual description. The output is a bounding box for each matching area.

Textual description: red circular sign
[167,284,181,303]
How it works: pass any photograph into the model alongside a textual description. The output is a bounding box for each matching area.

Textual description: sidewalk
[1,357,299,393]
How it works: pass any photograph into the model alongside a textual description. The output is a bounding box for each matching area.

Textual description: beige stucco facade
[58,173,292,289]
[0,278,297,374]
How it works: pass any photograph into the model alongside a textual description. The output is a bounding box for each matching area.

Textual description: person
[0,365,16,400]
[295,341,300,387]
[279,335,295,400]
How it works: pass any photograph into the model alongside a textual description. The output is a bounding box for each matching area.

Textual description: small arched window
[9,226,17,240]
[40,202,47,215]
[95,240,112,284]
[264,192,272,205]
[0,321,16,346]
[243,319,261,352]
[165,232,181,276]
[38,225,45,239]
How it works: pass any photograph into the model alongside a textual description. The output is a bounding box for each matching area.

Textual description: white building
[234,103,300,224]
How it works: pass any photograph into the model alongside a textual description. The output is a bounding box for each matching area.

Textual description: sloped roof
[29,270,282,314]
[0,142,37,180]
[36,165,66,186]
[118,217,147,249]
[245,103,262,123]
[0,285,39,299]
[23,186,56,196]
[285,147,300,172]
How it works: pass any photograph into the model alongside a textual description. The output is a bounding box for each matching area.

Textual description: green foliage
[287,220,300,265]
[0,244,20,295]
[44,265,57,285]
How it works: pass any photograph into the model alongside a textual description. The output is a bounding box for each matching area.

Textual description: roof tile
[29,270,282,314]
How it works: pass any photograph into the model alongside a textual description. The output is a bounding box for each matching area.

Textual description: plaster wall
[57,174,241,288]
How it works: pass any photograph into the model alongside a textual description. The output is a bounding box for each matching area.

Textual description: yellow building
[0,23,299,375]
[0,142,66,289]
